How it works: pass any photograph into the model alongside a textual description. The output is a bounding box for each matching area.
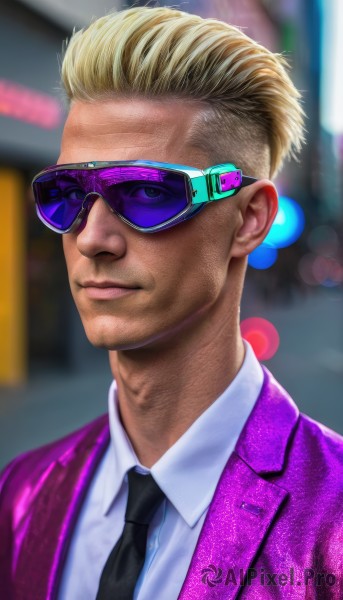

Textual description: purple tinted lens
[33,171,87,231]
[101,167,189,227]
[33,166,190,230]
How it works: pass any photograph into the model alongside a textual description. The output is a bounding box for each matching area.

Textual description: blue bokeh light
[248,245,278,269]
[264,195,305,249]
[249,196,305,270]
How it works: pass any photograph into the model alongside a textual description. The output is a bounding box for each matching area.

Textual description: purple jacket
[0,368,342,599]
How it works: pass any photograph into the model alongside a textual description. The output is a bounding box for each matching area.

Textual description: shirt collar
[102,388,147,516]
[103,341,263,527]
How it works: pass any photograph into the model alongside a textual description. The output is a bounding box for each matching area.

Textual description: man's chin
[89,338,152,352]
[82,322,156,352]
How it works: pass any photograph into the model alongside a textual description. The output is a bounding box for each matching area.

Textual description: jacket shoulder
[283,410,343,525]
[296,410,343,466]
[0,413,109,504]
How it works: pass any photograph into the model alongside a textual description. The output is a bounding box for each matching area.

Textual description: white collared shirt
[58,341,264,600]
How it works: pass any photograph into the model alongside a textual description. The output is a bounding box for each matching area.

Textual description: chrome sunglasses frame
[31,160,258,234]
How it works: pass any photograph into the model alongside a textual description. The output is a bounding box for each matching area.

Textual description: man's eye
[130,184,166,199]
[142,186,162,198]
[63,187,85,202]
[121,183,170,202]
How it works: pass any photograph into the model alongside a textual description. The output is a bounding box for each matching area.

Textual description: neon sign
[0,79,63,129]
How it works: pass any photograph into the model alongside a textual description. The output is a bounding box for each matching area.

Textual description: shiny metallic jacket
[0,368,342,599]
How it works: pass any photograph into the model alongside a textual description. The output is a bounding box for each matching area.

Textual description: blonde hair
[61,6,305,177]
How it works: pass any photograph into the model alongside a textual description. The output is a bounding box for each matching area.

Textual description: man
[0,6,342,600]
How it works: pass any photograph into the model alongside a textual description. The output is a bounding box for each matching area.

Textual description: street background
[0,0,342,469]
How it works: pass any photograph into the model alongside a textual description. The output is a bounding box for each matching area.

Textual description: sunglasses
[31,160,257,234]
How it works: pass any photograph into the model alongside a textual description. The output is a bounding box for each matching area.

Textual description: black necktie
[96,468,165,600]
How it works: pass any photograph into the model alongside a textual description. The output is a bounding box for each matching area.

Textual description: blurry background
[0,0,342,469]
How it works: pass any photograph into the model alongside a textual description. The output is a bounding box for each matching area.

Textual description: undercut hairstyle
[61,6,305,178]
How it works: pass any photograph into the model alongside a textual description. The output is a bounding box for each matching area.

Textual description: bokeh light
[241,317,280,360]
[264,195,305,249]
[298,253,343,288]
[249,195,305,270]
[307,224,340,255]
[298,224,343,288]
[298,253,318,286]
[248,244,278,269]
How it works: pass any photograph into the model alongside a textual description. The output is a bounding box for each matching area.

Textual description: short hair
[61,6,305,178]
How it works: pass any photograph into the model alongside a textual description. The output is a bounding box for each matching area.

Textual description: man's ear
[230,180,278,258]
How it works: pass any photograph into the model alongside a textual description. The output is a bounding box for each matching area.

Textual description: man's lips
[79,280,141,299]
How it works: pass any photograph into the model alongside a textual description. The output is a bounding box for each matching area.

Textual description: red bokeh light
[240,317,280,360]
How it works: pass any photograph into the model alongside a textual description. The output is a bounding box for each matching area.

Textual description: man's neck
[109,315,245,468]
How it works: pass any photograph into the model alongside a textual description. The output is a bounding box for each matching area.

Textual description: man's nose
[76,195,127,259]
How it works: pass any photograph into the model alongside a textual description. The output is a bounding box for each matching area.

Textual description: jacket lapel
[14,415,110,600]
[178,367,299,599]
